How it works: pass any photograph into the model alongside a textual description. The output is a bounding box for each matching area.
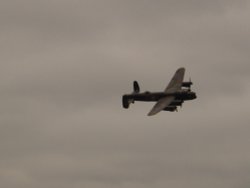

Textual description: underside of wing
[148,96,175,116]
[165,67,185,93]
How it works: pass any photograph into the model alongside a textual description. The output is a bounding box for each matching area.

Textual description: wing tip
[147,110,158,116]
[147,112,154,116]
[178,67,185,72]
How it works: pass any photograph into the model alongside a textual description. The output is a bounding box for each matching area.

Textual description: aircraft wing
[164,67,185,93]
[147,67,185,116]
[148,96,175,116]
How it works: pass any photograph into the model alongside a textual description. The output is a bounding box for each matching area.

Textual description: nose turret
[191,92,197,99]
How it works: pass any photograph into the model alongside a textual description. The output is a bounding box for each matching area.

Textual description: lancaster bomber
[122,67,197,116]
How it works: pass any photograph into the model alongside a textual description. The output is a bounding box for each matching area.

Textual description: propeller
[180,100,184,108]
[188,77,192,91]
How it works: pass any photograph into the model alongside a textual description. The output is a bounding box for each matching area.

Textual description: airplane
[122,67,197,116]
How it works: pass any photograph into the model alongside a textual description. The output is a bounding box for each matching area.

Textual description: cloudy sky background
[1,0,250,187]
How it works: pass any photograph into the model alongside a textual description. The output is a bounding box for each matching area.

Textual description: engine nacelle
[182,81,193,88]
[163,106,177,112]
[169,100,183,106]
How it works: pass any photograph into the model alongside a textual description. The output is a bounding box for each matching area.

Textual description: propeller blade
[188,77,192,91]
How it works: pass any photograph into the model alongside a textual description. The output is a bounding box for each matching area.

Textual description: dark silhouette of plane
[122,67,197,116]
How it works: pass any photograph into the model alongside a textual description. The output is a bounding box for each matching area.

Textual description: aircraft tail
[122,81,139,109]
[133,81,140,93]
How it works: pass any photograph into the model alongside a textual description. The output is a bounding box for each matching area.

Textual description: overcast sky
[1,1,250,188]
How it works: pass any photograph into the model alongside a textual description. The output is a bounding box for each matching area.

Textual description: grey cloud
[1,0,250,188]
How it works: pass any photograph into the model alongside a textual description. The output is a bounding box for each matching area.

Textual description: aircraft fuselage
[123,90,196,102]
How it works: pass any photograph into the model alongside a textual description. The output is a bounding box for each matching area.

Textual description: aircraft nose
[190,92,196,99]
[193,93,197,99]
